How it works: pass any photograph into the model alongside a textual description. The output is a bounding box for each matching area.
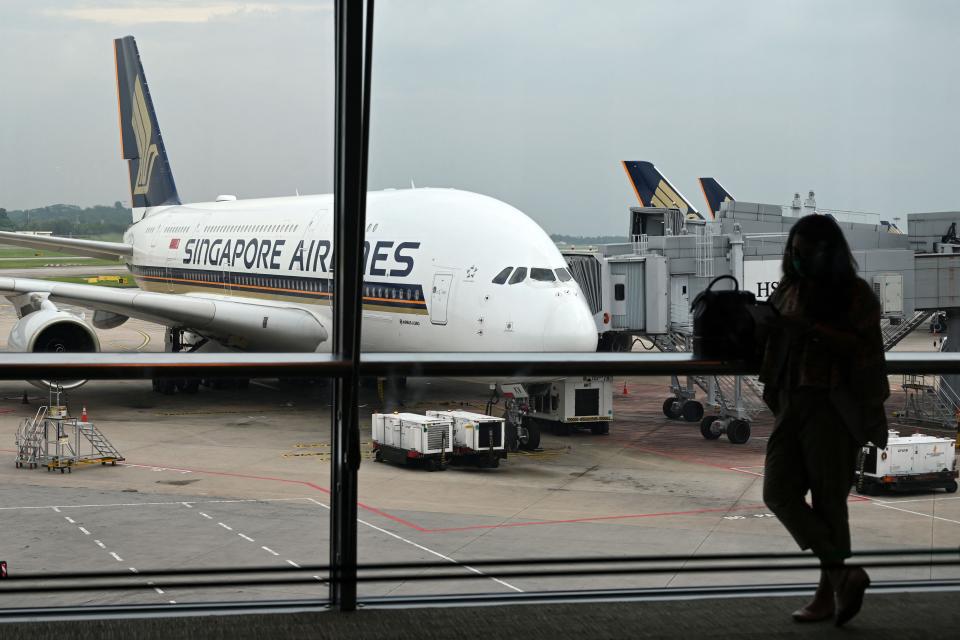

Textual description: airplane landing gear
[699,415,751,444]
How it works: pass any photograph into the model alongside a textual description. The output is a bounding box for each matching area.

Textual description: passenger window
[555,268,573,282]
[508,267,527,285]
[530,268,556,282]
[492,267,513,284]
[614,284,626,301]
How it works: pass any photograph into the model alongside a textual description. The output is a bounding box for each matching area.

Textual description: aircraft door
[430,273,453,325]
[670,276,689,330]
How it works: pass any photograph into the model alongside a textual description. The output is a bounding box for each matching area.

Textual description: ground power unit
[426,410,506,468]
[371,413,453,471]
[856,430,958,494]
[525,377,614,435]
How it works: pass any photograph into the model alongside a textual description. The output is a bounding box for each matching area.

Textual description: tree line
[0,202,130,237]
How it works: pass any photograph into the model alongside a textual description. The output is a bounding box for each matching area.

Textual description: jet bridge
[563,203,960,442]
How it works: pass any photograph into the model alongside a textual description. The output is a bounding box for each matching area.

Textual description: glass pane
[530,267,556,282]
[508,267,527,285]
[492,267,513,284]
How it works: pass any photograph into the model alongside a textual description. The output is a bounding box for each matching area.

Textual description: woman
[759,214,889,627]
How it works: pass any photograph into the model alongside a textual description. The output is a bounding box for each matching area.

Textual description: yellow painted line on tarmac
[133,329,151,351]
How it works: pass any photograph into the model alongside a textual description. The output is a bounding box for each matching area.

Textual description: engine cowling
[8,308,100,390]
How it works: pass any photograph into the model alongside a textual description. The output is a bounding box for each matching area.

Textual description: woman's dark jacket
[758,277,889,448]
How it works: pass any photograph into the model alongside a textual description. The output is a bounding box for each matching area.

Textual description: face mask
[791,257,804,276]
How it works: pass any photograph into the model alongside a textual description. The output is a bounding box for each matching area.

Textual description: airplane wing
[0,230,132,260]
[0,277,327,352]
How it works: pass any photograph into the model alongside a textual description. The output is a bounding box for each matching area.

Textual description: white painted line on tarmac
[110,552,123,562]
[313,575,325,582]
[51,507,61,513]
[286,560,300,568]
[218,522,233,531]
[250,381,280,391]
[64,516,75,524]
[169,600,176,605]
[238,533,255,542]
[95,540,106,549]
[129,568,138,573]
[180,502,193,508]
[304,497,524,594]
[78,527,90,535]
[199,512,213,519]
[872,501,960,526]
[262,546,280,556]
[154,587,165,595]
[871,495,960,505]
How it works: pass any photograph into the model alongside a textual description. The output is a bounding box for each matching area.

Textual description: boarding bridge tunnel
[562,203,960,441]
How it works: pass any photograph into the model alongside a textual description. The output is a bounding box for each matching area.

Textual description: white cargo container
[426,410,506,468]
[371,413,453,471]
[857,430,958,494]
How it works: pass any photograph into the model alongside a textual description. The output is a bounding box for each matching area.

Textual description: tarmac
[0,268,957,613]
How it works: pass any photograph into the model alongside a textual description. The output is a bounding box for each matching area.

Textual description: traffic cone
[622,380,629,396]
[80,405,88,422]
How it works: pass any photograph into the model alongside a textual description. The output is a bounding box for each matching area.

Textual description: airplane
[698,177,734,219]
[0,36,598,410]
[621,161,704,220]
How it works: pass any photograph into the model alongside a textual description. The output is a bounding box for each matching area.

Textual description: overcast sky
[1,0,958,234]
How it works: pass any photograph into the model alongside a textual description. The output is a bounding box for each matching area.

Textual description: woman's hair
[779,214,859,321]
[781,214,858,285]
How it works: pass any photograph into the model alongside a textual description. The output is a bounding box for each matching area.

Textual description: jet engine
[8,305,100,390]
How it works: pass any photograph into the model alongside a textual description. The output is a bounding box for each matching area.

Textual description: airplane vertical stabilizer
[114,36,180,220]
[698,177,734,219]
[621,161,702,220]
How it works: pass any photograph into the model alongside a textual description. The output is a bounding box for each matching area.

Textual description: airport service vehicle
[372,413,453,471]
[0,37,597,399]
[856,431,958,494]
[524,377,613,436]
[426,410,506,468]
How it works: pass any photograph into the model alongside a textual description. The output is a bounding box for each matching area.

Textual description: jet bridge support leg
[943,311,960,396]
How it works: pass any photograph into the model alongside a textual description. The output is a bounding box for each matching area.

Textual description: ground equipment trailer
[524,377,614,436]
[372,413,453,471]
[426,410,506,468]
[856,431,958,494]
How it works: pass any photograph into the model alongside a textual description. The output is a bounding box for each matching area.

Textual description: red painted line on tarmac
[425,503,771,533]
[117,461,429,533]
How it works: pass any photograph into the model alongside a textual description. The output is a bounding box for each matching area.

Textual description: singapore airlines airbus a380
[0,37,597,387]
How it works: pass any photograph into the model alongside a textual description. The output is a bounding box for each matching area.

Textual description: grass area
[0,256,121,268]
[43,275,138,288]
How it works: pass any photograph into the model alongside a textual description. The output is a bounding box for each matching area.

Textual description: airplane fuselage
[123,188,598,353]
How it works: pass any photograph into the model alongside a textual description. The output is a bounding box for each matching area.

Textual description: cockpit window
[508,267,527,284]
[555,268,573,282]
[530,268,556,282]
[492,267,513,284]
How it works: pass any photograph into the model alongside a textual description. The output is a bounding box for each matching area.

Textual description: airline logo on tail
[621,161,702,220]
[698,177,734,219]
[131,76,160,195]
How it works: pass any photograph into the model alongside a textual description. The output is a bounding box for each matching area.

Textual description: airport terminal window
[530,268,556,282]
[508,267,527,284]
[492,267,513,284]
[555,268,573,282]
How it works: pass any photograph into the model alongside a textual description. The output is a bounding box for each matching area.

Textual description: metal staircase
[78,422,123,462]
[882,310,933,351]
[897,374,960,428]
[15,407,47,469]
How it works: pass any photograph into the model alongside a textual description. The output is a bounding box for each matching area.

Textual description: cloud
[42,2,328,26]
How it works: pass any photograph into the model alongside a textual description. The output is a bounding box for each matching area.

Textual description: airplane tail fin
[698,177,734,219]
[114,36,180,218]
[621,161,701,219]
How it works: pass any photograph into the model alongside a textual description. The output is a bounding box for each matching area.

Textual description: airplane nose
[543,299,598,352]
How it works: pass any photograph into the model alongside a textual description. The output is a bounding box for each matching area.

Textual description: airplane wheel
[727,419,751,445]
[682,401,704,423]
[662,398,682,420]
[178,378,200,394]
[945,480,958,494]
[519,418,541,451]
[700,416,721,440]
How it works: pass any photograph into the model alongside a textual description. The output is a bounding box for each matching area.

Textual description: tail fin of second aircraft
[114,36,180,215]
[698,177,734,219]
[621,161,701,219]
